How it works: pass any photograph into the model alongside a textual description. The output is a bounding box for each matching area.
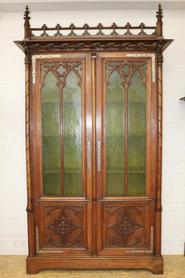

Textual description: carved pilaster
[154,48,163,256]
[156,49,163,212]
[25,48,32,213]
[25,48,35,257]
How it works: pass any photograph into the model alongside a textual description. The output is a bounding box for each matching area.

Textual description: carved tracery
[41,62,82,89]
[105,61,147,88]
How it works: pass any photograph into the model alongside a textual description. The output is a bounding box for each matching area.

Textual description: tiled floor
[0,255,184,278]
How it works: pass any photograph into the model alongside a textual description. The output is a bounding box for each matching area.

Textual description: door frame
[31,53,93,256]
[95,52,157,255]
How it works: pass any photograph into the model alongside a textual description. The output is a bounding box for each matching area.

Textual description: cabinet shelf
[42,134,81,137]
[107,170,145,174]
[42,134,59,137]
[128,172,145,175]
[44,169,81,174]
[42,100,81,104]
[42,101,59,104]
[106,134,146,138]
[106,101,146,105]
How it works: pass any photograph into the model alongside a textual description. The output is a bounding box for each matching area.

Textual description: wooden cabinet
[15,5,172,274]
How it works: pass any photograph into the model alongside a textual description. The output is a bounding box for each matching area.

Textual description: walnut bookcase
[15,4,172,274]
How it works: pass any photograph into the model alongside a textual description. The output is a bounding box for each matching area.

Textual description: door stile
[146,58,152,198]
[81,57,87,199]
[95,54,104,254]
[91,53,98,255]
[95,54,103,202]
[85,54,94,253]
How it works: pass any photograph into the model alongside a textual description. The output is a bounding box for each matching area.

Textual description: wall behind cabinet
[0,8,184,255]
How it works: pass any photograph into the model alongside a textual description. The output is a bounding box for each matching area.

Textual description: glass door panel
[41,61,83,197]
[128,67,146,196]
[63,71,82,196]
[104,60,147,197]
[41,71,61,195]
[105,69,125,196]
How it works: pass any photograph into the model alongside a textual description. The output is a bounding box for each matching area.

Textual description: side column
[155,50,163,257]
[25,49,35,258]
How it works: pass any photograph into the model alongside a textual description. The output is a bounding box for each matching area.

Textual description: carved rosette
[104,206,148,248]
[43,206,84,248]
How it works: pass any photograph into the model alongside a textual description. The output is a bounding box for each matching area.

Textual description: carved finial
[96,23,104,36]
[156,3,163,36]
[124,23,132,36]
[111,23,118,36]
[82,24,90,36]
[24,5,31,39]
[139,23,146,35]
[69,23,76,36]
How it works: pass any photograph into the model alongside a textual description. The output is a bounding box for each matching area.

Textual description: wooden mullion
[124,85,129,196]
[82,58,86,198]
[60,83,64,196]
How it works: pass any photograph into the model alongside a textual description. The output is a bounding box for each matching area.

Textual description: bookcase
[15,4,172,274]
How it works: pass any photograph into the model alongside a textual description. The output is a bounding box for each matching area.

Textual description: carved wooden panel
[42,206,84,248]
[21,40,171,53]
[104,205,149,248]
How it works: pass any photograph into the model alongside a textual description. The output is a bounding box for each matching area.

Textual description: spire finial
[24,5,31,39]
[156,3,163,36]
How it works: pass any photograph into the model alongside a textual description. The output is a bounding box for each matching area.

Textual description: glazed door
[32,53,93,255]
[32,52,156,257]
[95,53,156,256]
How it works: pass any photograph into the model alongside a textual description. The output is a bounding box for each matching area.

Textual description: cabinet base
[26,255,163,274]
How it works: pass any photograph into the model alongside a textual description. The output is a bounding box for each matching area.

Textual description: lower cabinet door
[96,201,154,256]
[35,201,92,255]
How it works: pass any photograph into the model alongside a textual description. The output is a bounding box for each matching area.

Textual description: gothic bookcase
[15,4,172,274]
